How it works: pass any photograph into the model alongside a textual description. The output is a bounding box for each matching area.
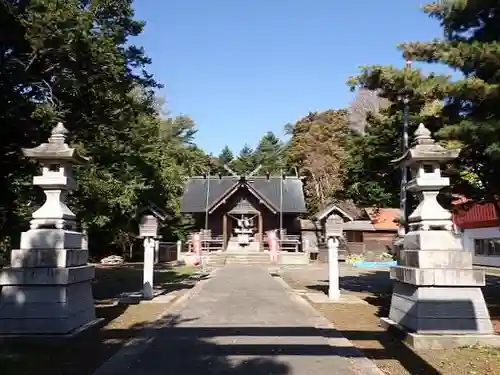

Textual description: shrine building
[180,173,306,252]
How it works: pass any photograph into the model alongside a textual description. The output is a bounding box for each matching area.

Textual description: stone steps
[204,252,309,267]
[205,254,226,267]
[205,252,271,266]
[225,254,270,265]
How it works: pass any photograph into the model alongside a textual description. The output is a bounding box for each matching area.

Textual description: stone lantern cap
[391,123,460,167]
[22,122,89,164]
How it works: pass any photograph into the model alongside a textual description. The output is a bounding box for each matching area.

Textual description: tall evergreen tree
[254,131,286,174]
[232,144,258,175]
[349,0,500,209]
[214,145,234,175]
[0,0,210,259]
[343,112,402,208]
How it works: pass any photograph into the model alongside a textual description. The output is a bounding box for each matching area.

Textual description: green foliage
[0,0,209,259]
[286,110,349,215]
[213,146,234,175]
[231,144,259,175]
[226,133,288,176]
[348,0,500,207]
[7,0,499,263]
[345,253,365,265]
[254,131,286,174]
[343,111,404,208]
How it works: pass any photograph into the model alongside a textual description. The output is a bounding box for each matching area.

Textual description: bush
[345,253,365,265]
[379,252,394,260]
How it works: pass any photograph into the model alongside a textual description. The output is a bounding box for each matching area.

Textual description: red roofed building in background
[452,197,500,267]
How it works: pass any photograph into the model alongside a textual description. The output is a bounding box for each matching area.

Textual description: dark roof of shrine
[314,200,365,221]
[180,175,306,214]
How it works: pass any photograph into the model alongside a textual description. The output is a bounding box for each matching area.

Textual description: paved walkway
[113,265,383,375]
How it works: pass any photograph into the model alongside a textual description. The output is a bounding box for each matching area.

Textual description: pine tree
[344,113,401,208]
[254,132,285,174]
[349,0,500,205]
[232,144,258,175]
[214,146,234,175]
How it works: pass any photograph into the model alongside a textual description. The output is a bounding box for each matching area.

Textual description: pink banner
[268,230,279,263]
[193,232,201,265]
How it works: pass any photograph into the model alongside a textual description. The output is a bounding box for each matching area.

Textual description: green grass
[92,263,197,301]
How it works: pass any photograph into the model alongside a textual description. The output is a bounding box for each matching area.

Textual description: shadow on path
[97,313,391,375]
[298,269,500,375]
[297,271,440,374]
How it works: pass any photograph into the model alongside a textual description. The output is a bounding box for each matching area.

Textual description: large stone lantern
[0,123,96,335]
[381,123,497,349]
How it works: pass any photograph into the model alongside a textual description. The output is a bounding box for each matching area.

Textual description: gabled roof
[180,175,306,214]
[314,201,399,231]
[135,201,170,223]
[314,200,365,221]
[208,180,278,214]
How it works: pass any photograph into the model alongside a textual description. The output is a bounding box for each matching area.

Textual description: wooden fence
[262,234,301,252]
[176,232,303,255]
[157,241,178,262]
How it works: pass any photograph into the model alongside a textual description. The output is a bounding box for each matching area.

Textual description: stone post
[327,237,340,300]
[381,123,496,348]
[0,123,95,335]
[193,232,201,262]
[176,240,182,262]
[143,237,155,300]
[303,238,310,252]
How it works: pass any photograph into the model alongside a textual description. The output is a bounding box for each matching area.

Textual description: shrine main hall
[180,173,306,251]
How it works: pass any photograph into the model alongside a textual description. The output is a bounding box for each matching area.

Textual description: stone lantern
[0,123,96,335]
[381,124,497,349]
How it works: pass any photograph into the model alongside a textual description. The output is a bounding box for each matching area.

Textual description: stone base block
[0,281,95,334]
[380,317,500,350]
[388,282,493,334]
[20,229,83,250]
[390,266,485,286]
[0,318,104,339]
[10,248,88,268]
[400,249,472,269]
[0,265,94,286]
[403,230,462,251]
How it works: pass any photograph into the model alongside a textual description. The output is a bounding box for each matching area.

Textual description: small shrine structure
[0,123,95,335]
[381,123,499,348]
[180,166,306,252]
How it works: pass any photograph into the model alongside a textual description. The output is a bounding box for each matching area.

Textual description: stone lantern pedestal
[0,123,96,335]
[381,124,500,349]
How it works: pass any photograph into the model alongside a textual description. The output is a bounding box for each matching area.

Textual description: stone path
[104,265,383,375]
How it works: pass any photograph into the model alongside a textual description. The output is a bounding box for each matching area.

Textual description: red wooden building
[453,198,500,267]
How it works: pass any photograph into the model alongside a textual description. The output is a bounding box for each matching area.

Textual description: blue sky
[132,0,453,155]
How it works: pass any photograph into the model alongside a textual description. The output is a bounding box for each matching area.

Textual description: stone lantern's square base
[388,282,493,334]
[381,281,500,349]
[0,265,96,335]
[380,317,500,350]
